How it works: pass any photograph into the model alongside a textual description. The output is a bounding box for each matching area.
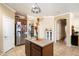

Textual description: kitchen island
[25,38,53,56]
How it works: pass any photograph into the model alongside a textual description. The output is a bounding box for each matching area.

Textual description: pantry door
[3,16,15,52]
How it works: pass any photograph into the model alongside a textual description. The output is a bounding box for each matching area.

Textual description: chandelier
[31,3,41,14]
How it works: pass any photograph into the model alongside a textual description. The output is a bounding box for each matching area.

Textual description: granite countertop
[25,38,53,47]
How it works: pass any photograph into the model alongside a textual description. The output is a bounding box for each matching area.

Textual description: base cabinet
[25,40,53,56]
[25,40,31,56]
[71,35,79,46]
[31,43,42,56]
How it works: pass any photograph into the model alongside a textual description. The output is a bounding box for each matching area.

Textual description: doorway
[56,19,67,44]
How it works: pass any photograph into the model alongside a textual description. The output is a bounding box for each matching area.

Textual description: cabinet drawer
[25,40,30,50]
[31,48,41,56]
[25,45,30,50]
[31,43,41,51]
[25,49,30,56]
[25,40,31,56]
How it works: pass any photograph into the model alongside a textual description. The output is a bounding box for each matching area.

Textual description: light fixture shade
[31,3,41,14]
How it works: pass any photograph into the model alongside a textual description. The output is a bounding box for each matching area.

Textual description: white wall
[38,16,54,40]
[0,4,15,52]
[56,20,61,40]
[27,16,55,41]
[72,13,79,31]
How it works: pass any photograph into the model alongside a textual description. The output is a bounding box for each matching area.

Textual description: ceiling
[5,3,79,16]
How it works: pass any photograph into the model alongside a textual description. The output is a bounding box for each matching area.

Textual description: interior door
[3,16,14,52]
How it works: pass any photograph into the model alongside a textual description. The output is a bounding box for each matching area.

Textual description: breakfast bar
[25,38,53,56]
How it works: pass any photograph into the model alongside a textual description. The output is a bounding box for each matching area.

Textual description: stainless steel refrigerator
[15,22,27,45]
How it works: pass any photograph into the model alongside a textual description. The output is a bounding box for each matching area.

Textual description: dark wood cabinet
[31,43,42,56]
[25,39,53,56]
[71,35,79,46]
[25,40,31,56]
[42,43,53,56]
[71,35,78,46]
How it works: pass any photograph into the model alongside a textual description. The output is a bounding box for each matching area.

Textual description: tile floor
[0,51,3,55]
[2,45,25,56]
[1,41,79,56]
[54,41,79,56]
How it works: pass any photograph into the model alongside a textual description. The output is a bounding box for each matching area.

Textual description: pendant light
[31,3,41,14]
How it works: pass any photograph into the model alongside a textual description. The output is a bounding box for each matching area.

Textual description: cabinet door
[25,40,31,56]
[42,43,53,56]
[31,43,41,56]
[71,35,78,46]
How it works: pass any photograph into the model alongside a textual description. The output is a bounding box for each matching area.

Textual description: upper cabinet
[15,15,27,25]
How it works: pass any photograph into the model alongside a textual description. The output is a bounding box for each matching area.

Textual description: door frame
[54,13,72,46]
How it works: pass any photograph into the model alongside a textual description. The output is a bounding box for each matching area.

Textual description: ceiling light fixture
[31,3,41,14]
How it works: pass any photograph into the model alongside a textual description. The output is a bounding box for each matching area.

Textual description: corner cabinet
[25,39,53,56]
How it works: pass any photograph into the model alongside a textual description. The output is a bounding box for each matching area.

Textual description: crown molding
[2,3,16,13]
